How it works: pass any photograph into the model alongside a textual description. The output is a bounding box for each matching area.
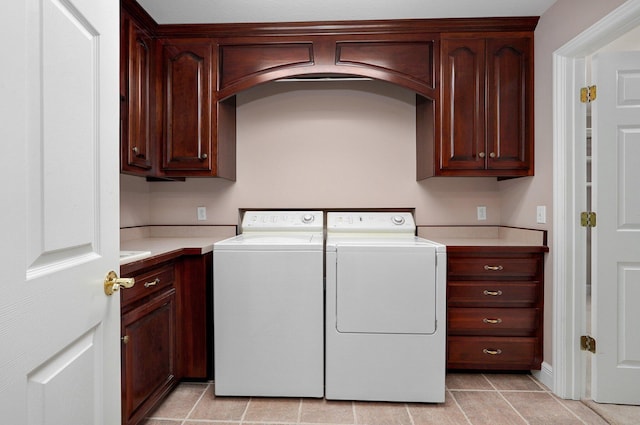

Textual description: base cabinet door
[121,280,176,425]
[176,253,213,379]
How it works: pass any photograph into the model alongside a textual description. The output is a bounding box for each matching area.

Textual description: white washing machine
[325,212,446,403]
[213,210,324,397]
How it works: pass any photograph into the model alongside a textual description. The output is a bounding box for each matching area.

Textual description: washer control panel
[327,212,416,233]
[241,211,324,232]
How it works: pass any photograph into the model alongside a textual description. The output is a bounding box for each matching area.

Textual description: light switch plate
[477,206,487,221]
[197,206,207,221]
[536,205,546,224]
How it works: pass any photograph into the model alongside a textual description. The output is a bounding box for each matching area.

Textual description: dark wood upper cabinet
[216,35,437,99]
[486,37,533,173]
[440,37,486,172]
[138,38,236,180]
[121,10,153,175]
[335,39,436,90]
[160,40,214,175]
[119,1,537,180]
[437,33,533,177]
[219,42,315,92]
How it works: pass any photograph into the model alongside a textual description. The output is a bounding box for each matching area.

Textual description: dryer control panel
[241,210,323,232]
[327,212,416,234]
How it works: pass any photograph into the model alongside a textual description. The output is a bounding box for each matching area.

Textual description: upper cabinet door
[161,40,214,175]
[485,37,533,172]
[121,14,153,174]
[440,38,486,172]
[438,33,534,177]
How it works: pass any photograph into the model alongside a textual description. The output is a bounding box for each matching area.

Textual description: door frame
[553,0,640,400]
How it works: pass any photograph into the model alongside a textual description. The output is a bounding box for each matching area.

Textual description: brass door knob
[104,271,135,296]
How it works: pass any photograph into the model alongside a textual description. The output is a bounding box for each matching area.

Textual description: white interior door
[0,0,121,423]
[591,50,640,405]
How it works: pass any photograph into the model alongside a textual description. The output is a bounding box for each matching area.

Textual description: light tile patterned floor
[141,373,638,425]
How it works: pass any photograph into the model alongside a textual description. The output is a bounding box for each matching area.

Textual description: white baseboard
[532,362,553,391]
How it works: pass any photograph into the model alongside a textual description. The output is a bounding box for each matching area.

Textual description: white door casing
[591,50,640,405]
[553,0,640,401]
[0,0,120,423]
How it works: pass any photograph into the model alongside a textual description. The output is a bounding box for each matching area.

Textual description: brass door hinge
[581,85,597,103]
[581,335,596,353]
[581,212,597,228]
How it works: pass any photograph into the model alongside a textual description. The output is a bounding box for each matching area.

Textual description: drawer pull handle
[483,290,503,296]
[144,278,160,288]
[484,265,504,271]
[483,348,502,355]
[483,318,503,324]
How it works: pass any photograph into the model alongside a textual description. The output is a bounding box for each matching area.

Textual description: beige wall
[120,0,632,373]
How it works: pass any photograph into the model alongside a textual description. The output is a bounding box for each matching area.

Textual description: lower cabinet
[120,253,213,425]
[446,248,546,370]
[176,253,213,379]
[121,263,177,425]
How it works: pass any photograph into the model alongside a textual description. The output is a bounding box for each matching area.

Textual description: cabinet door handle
[483,318,503,324]
[483,290,503,296]
[200,153,208,160]
[489,152,496,158]
[483,348,502,355]
[144,278,160,288]
[484,265,504,271]
[132,146,145,158]
[478,152,486,158]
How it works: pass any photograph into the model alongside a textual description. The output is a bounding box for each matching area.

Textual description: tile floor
[142,373,637,425]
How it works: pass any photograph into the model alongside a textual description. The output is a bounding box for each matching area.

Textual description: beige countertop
[119,224,548,267]
[418,225,548,248]
[120,225,237,266]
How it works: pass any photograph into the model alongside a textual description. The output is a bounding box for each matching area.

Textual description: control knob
[391,215,405,225]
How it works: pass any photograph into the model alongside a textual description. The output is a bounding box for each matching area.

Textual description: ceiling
[137,0,558,25]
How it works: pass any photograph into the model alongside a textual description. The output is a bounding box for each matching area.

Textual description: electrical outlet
[477,206,487,221]
[536,205,546,224]
[197,206,207,221]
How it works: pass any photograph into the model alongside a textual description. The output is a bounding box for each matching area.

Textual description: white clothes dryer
[325,212,446,403]
[213,211,324,397]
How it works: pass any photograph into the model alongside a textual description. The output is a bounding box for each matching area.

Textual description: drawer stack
[446,249,545,370]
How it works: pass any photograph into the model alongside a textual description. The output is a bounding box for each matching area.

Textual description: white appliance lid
[326,235,445,252]
[214,233,324,251]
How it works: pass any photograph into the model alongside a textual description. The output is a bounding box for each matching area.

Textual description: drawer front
[447,336,540,370]
[448,281,539,307]
[448,257,539,280]
[121,264,175,307]
[448,307,538,336]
